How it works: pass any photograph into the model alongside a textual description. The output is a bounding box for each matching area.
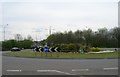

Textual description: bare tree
[27,35,33,41]
[15,34,23,41]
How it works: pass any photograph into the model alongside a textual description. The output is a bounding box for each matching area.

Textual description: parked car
[11,47,21,51]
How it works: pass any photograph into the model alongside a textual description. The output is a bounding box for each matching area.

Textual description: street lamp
[32,28,41,41]
[3,24,8,41]
[45,26,55,36]
[45,26,55,46]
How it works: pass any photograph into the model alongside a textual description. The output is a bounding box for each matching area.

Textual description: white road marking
[37,70,56,72]
[37,70,75,75]
[72,69,89,72]
[55,70,75,75]
[6,70,22,72]
[103,67,118,70]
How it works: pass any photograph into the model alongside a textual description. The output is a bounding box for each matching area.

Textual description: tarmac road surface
[2,55,118,75]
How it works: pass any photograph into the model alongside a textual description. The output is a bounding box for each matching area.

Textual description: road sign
[48,47,60,52]
[44,47,49,52]
[35,47,39,52]
[55,47,60,52]
[54,47,60,57]
[39,47,44,52]
[49,47,52,52]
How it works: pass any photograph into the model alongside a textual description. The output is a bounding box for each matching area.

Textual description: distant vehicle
[11,47,21,51]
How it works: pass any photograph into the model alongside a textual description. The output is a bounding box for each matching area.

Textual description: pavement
[2,55,118,75]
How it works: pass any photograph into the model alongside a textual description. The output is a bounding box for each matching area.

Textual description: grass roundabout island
[3,51,119,59]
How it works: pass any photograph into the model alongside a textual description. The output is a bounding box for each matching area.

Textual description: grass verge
[4,51,119,59]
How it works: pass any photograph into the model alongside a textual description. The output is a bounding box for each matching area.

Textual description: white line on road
[37,70,56,72]
[37,70,75,75]
[103,67,118,70]
[72,69,89,72]
[6,70,22,72]
[55,70,75,75]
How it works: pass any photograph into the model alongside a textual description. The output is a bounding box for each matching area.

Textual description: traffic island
[2,51,119,59]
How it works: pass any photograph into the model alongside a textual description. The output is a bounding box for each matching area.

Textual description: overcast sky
[0,0,119,41]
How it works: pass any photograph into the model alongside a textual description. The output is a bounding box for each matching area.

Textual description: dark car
[11,47,21,51]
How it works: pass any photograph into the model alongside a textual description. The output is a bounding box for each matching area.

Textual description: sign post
[44,46,49,57]
[34,48,37,56]
[55,47,59,58]
[39,47,43,56]
[34,47,39,57]
[49,47,52,57]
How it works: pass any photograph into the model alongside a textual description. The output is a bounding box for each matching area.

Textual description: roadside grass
[4,51,119,59]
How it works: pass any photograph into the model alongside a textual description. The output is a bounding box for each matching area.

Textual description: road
[2,55,118,75]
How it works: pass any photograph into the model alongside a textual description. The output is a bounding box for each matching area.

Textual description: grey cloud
[1,1,118,41]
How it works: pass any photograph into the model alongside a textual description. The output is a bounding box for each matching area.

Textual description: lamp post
[32,28,41,41]
[45,26,55,36]
[3,24,8,41]
[45,26,55,46]
[84,26,88,46]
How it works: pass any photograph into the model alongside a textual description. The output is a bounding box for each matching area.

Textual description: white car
[11,47,21,51]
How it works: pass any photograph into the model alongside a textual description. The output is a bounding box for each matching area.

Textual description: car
[11,47,21,51]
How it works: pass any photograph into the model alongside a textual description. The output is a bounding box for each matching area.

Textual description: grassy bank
[4,51,119,59]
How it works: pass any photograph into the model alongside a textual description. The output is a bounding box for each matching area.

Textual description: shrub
[90,47,102,52]
[54,43,80,52]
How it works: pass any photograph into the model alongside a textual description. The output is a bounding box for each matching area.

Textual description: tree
[22,39,33,49]
[27,35,33,41]
[111,27,120,47]
[74,30,84,44]
[2,40,17,51]
[82,29,93,46]
[45,27,118,48]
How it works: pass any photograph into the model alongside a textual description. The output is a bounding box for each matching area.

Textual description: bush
[60,44,70,52]
[54,43,80,52]
[90,47,102,52]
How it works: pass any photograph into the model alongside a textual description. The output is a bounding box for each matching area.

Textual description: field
[4,51,119,59]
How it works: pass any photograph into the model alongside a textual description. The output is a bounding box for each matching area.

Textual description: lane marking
[6,70,22,72]
[55,70,75,75]
[103,67,118,70]
[72,69,89,72]
[37,70,75,75]
[37,70,56,72]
